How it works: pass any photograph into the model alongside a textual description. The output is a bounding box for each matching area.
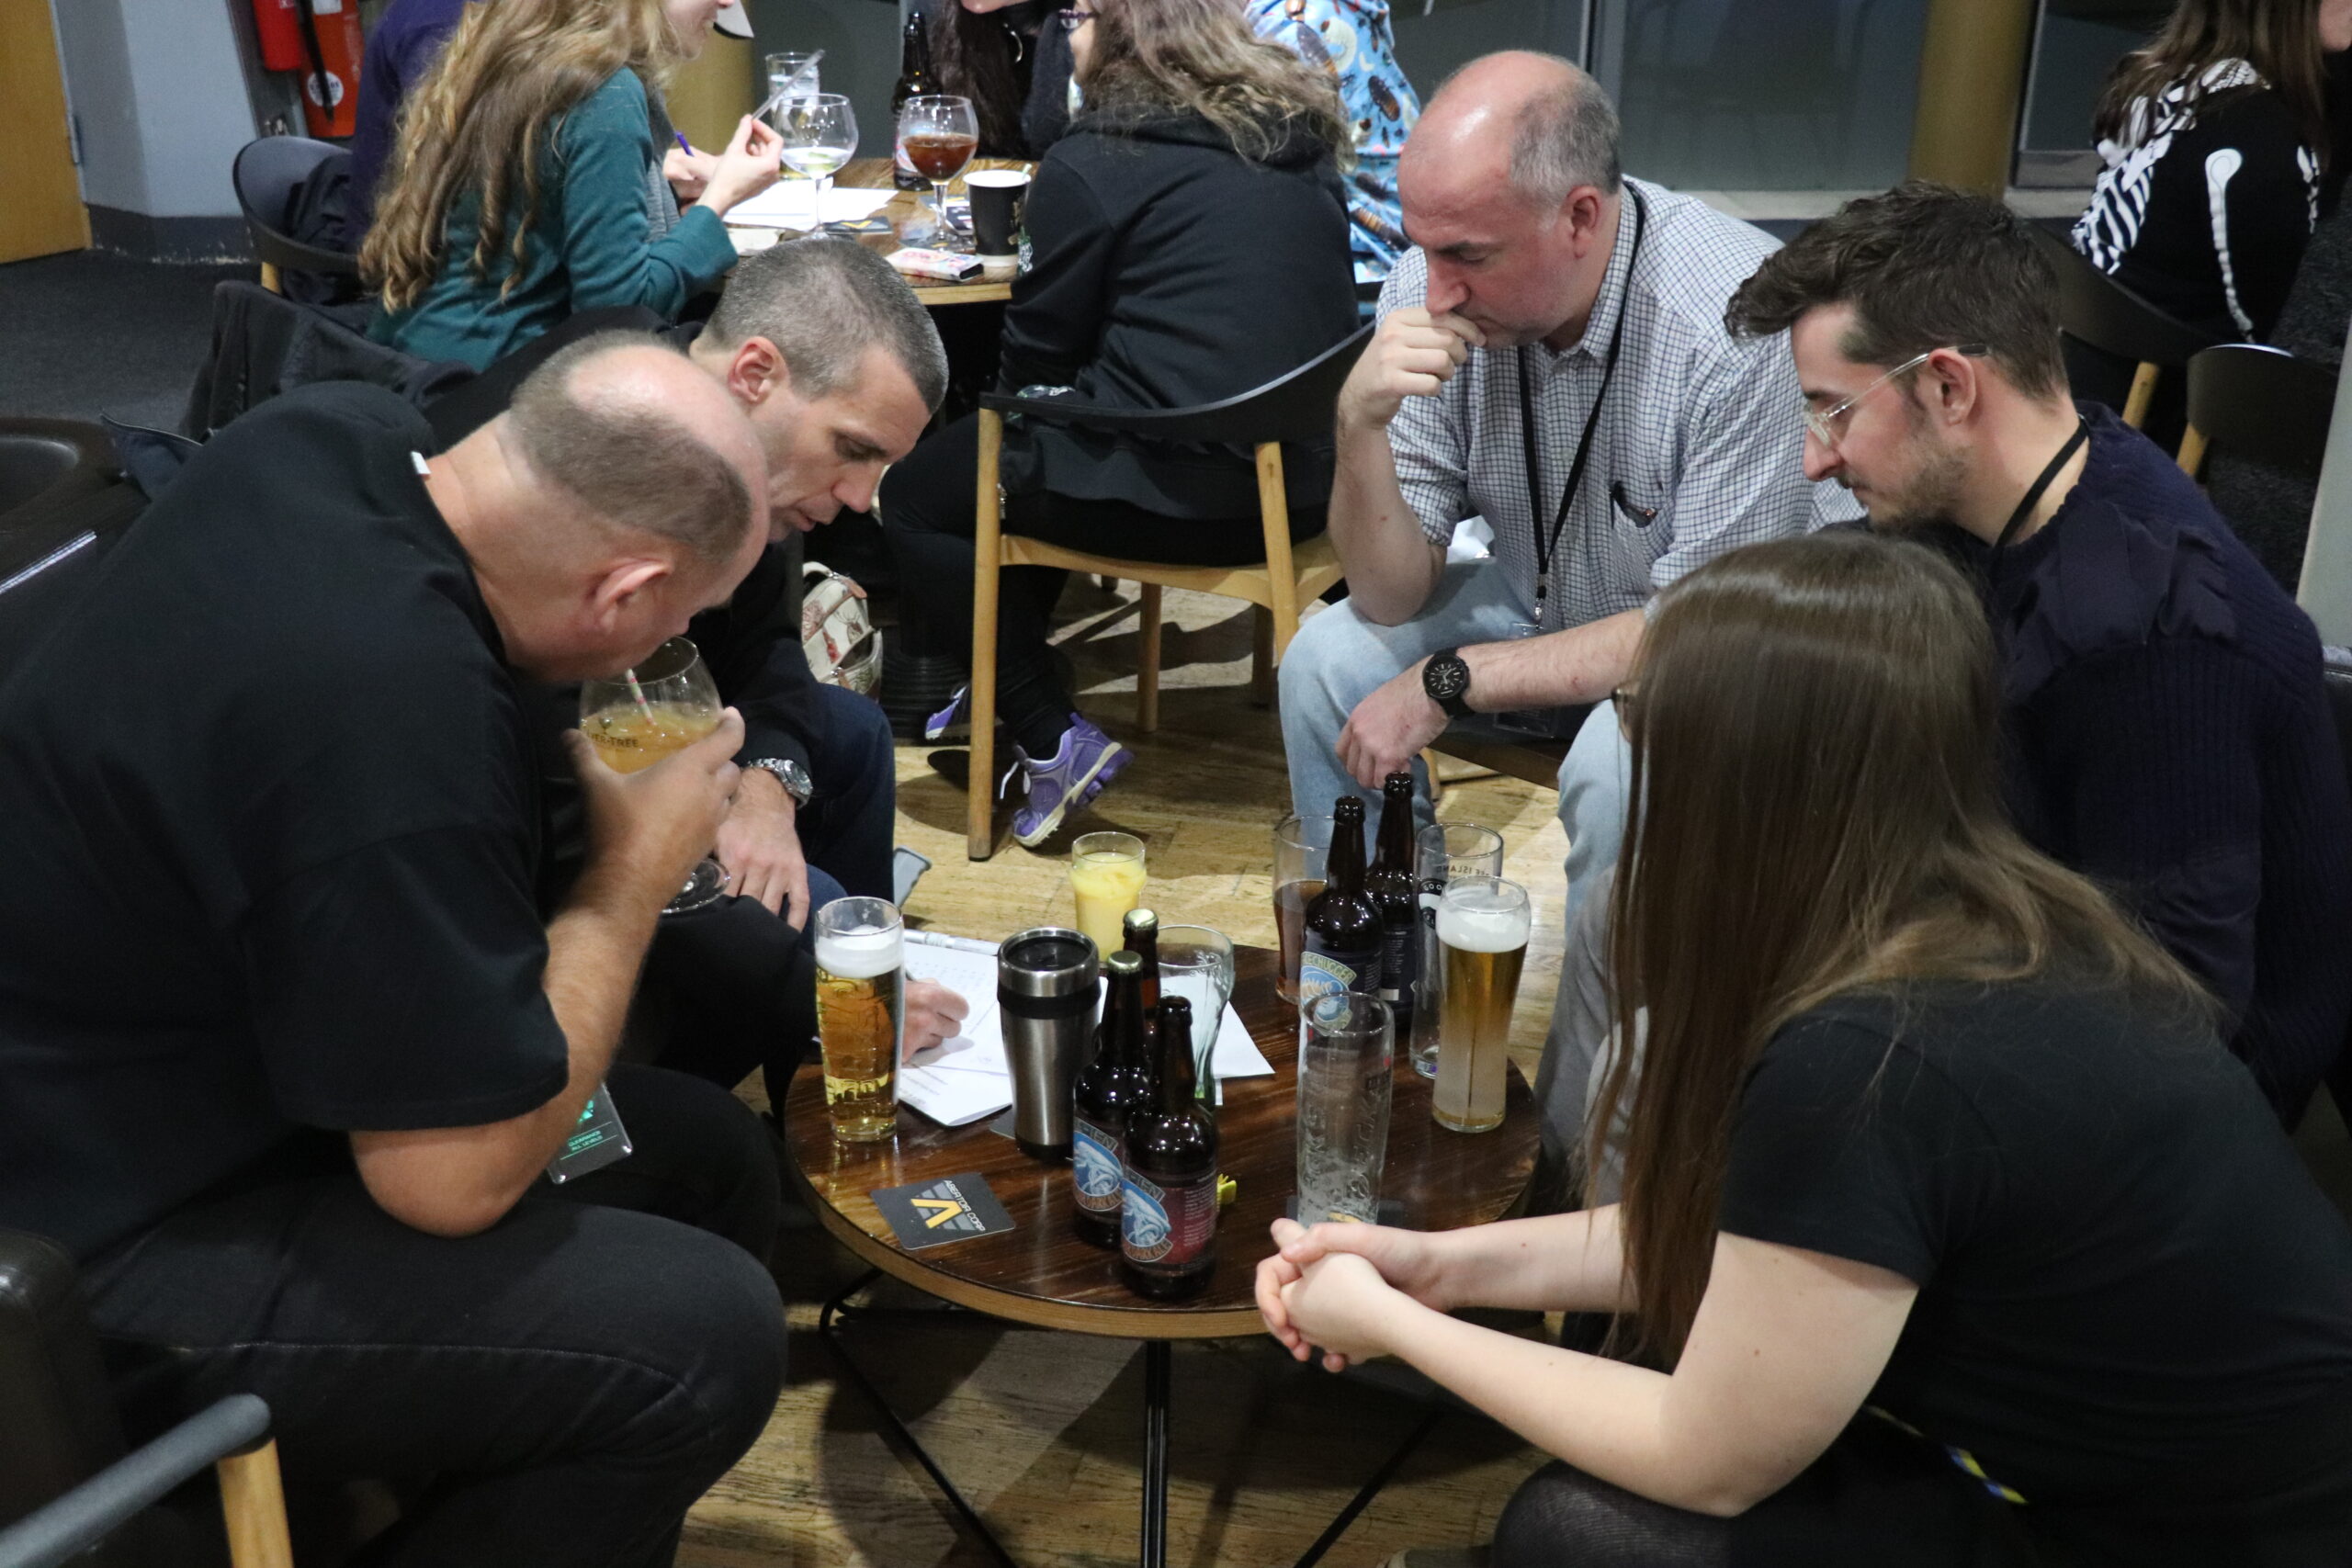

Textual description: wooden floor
[685,582,1565,1567]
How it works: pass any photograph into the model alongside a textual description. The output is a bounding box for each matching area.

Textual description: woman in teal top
[363,0,782,372]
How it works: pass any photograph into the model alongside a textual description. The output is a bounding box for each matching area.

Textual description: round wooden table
[784,941,1537,1567]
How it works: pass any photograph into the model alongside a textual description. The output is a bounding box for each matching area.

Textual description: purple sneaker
[1012,715,1131,847]
[923,687,969,743]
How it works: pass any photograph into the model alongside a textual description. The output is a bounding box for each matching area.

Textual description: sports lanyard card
[545,1079,633,1184]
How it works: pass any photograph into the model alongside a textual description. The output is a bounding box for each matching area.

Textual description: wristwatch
[745,757,814,807]
[1422,649,1473,719]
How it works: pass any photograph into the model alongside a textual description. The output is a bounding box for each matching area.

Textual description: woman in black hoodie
[882,0,1358,848]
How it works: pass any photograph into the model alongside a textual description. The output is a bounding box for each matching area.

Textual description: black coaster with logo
[872,1172,1016,1250]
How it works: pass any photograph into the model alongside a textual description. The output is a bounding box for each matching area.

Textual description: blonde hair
[363,0,686,311]
[1078,0,1351,167]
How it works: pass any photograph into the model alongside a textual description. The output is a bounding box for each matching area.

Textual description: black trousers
[81,1064,786,1568]
[877,411,1320,756]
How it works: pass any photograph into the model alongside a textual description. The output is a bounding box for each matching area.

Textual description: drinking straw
[752,50,826,124]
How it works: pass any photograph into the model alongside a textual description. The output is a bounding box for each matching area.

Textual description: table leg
[820,1270,1022,1568]
[1290,1404,1446,1568]
[1140,1339,1170,1568]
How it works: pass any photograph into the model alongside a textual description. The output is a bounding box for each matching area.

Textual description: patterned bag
[800,562,881,694]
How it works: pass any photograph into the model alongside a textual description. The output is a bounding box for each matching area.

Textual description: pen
[674,131,694,156]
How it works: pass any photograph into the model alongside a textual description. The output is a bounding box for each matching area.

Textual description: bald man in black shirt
[0,337,788,1567]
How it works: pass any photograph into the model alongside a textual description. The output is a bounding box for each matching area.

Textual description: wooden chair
[231,136,357,298]
[2176,343,2338,481]
[2027,225,2215,429]
[964,325,1374,857]
[1420,712,1589,805]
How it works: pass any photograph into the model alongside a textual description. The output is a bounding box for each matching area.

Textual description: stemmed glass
[895,94,978,248]
[777,93,859,232]
[578,637,730,914]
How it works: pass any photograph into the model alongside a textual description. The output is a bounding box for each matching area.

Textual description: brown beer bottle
[890,13,933,190]
[1120,997,1218,1298]
[1301,797,1382,1000]
[1123,908,1162,1010]
[1072,951,1152,1247]
[1367,772,1419,1032]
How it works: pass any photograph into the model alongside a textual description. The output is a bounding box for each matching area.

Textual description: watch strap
[745,756,813,807]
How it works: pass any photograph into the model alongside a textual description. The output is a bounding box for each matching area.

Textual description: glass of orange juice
[1069,832,1146,956]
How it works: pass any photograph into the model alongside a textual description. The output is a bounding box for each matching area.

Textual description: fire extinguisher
[253,0,363,140]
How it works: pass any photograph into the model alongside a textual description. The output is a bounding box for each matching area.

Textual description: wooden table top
[783,942,1538,1339]
[724,157,1023,307]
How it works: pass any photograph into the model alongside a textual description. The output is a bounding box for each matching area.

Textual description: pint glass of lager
[1432,876,1530,1134]
[814,897,905,1142]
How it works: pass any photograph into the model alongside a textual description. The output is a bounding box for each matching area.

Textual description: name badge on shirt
[545,1080,633,1184]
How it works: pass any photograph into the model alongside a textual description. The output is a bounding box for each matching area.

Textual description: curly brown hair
[362,0,687,311]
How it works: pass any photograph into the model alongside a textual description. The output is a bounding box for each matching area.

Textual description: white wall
[51,0,261,221]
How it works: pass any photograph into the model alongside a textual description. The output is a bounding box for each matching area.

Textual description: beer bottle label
[1300,937,1380,1001]
[1072,1116,1124,1214]
[1121,1167,1217,1265]
[1377,916,1417,1007]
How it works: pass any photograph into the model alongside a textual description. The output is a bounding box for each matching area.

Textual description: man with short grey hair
[428,239,966,1102]
[1282,51,1853,931]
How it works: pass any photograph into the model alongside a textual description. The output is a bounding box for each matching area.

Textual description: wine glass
[777,93,859,232]
[896,94,978,249]
[578,637,730,914]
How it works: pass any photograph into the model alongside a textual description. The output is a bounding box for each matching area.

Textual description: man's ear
[1565,185,1609,255]
[729,336,794,409]
[584,557,673,633]
[1922,346,1983,426]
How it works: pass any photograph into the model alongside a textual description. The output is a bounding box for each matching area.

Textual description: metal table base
[817,1269,1446,1568]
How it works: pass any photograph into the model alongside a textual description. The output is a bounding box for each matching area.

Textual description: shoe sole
[1012,740,1131,848]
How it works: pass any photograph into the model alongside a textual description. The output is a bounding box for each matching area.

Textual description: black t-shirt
[0,383,568,1261]
[1720,980,2352,1510]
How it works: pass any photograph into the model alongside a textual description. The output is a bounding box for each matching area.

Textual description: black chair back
[2027,224,2214,368]
[0,421,112,523]
[0,1231,141,1566]
[2186,344,2339,479]
[979,322,1375,446]
[231,136,358,278]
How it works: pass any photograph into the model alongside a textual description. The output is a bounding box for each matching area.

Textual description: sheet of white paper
[724,182,896,230]
[890,930,1271,1129]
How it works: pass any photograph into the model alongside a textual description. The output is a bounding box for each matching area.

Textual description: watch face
[1426,657,1470,702]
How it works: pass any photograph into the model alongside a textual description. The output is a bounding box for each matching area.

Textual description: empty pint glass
[1409,824,1505,1079]
[1295,991,1393,1224]
[814,897,905,1142]
[1432,876,1530,1134]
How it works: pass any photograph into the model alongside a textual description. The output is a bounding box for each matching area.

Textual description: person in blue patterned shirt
[1245,0,1419,298]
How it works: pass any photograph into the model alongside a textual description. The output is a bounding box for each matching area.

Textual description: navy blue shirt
[1962,404,2352,1122]
[347,0,473,237]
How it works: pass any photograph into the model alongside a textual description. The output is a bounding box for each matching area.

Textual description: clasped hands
[1255,1215,1448,1372]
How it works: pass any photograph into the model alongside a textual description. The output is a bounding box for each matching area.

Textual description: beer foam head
[816,925,902,979]
[1437,899,1531,953]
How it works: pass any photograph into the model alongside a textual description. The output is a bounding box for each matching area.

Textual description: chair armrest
[978,389,1180,438]
[0,1395,272,1568]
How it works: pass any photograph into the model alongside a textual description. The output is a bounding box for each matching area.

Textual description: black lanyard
[1516,185,1647,610]
[1986,415,2089,588]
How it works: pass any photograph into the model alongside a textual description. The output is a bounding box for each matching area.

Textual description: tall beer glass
[814,897,905,1142]
[1432,875,1530,1134]
[579,637,728,913]
[1272,813,1335,1003]
[1409,823,1505,1079]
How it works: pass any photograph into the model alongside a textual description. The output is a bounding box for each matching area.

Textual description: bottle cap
[1104,950,1141,977]
[1123,908,1159,938]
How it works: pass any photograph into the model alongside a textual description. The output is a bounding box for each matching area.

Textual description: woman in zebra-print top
[2071,0,2351,342]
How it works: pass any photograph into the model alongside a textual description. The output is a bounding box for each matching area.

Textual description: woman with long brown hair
[1256,532,2352,1564]
[2073,0,2352,341]
[880,0,1355,847]
[364,0,780,371]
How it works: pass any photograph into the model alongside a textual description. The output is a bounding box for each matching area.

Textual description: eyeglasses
[1803,344,1988,448]
[1056,6,1097,29]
